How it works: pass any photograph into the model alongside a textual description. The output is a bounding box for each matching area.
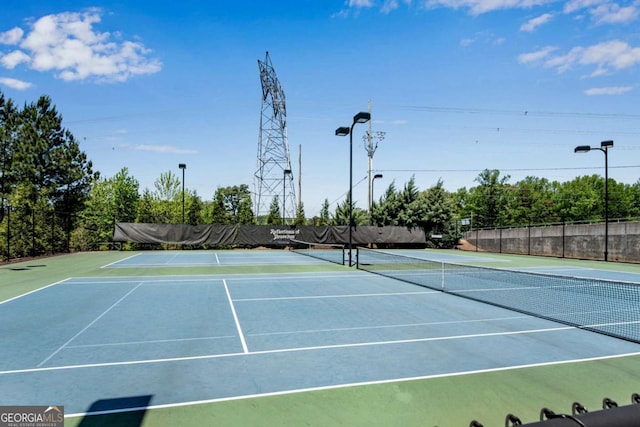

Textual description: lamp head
[178,163,186,169]
[601,140,613,148]
[353,112,371,124]
[373,174,383,179]
[335,127,350,136]
[574,145,591,153]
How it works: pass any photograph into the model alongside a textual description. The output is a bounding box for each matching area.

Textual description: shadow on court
[76,395,152,427]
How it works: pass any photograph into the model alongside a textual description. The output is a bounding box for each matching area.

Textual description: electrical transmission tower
[254,52,297,222]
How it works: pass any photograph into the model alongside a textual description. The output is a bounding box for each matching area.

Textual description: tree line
[0,92,96,258]
[2,91,639,257]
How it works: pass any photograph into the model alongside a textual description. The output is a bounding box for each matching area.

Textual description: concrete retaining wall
[464,221,640,263]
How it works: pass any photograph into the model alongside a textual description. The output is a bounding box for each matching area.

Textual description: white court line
[224,279,248,354]
[224,272,366,281]
[235,290,438,302]
[100,253,142,268]
[215,253,220,265]
[4,324,580,376]
[37,281,145,367]
[166,252,181,265]
[0,278,71,306]
[63,350,640,419]
[66,335,237,349]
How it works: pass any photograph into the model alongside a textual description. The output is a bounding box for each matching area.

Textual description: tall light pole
[574,140,613,261]
[336,111,371,266]
[178,163,186,224]
[283,168,291,224]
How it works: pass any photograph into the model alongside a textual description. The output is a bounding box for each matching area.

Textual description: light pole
[4,204,10,261]
[371,173,383,225]
[336,111,371,266]
[178,163,186,224]
[574,140,613,261]
[372,174,383,202]
[283,168,291,224]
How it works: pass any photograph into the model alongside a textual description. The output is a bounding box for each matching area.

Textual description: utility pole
[364,100,386,213]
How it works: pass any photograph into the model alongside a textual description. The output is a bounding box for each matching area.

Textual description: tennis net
[356,247,640,344]
[289,239,346,265]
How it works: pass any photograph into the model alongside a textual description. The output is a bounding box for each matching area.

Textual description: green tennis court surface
[1,250,640,426]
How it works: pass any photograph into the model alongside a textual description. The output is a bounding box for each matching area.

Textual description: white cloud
[0,27,24,45]
[349,0,375,6]
[338,0,638,23]
[0,9,161,83]
[522,40,640,75]
[563,0,604,13]
[0,77,33,90]
[460,31,505,47]
[590,2,639,24]
[460,38,475,46]
[0,50,30,68]
[381,0,415,12]
[563,0,639,24]
[424,0,558,15]
[382,0,401,12]
[520,13,554,31]
[584,86,633,95]
[518,46,557,63]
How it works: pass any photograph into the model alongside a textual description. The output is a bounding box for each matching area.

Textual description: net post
[441,262,445,290]
[355,247,358,268]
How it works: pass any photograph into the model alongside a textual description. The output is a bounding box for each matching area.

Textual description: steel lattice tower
[254,52,297,222]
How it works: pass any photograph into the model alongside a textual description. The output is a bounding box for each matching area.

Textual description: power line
[389,104,640,120]
[379,165,640,173]
[376,165,640,173]
[328,175,368,207]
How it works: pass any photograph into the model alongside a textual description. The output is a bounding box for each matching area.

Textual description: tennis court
[1,249,640,426]
[103,250,337,267]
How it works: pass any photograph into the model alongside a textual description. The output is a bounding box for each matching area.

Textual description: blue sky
[1,0,639,217]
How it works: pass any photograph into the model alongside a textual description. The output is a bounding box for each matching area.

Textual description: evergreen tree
[0,92,18,220]
[10,95,96,255]
[210,190,230,224]
[372,181,400,226]
[317,199,330,226]
[184,189,202,225]
[266,196,282,225]
[293,202,306,226]
[421,180,456,247]
[397,176,424,228]
[209,185,255,224]
[136,189,156,223]
[332,194,367,226]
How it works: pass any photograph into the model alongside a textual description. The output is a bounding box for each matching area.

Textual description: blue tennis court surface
[1,267,639,416]
[104,250,335,267]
